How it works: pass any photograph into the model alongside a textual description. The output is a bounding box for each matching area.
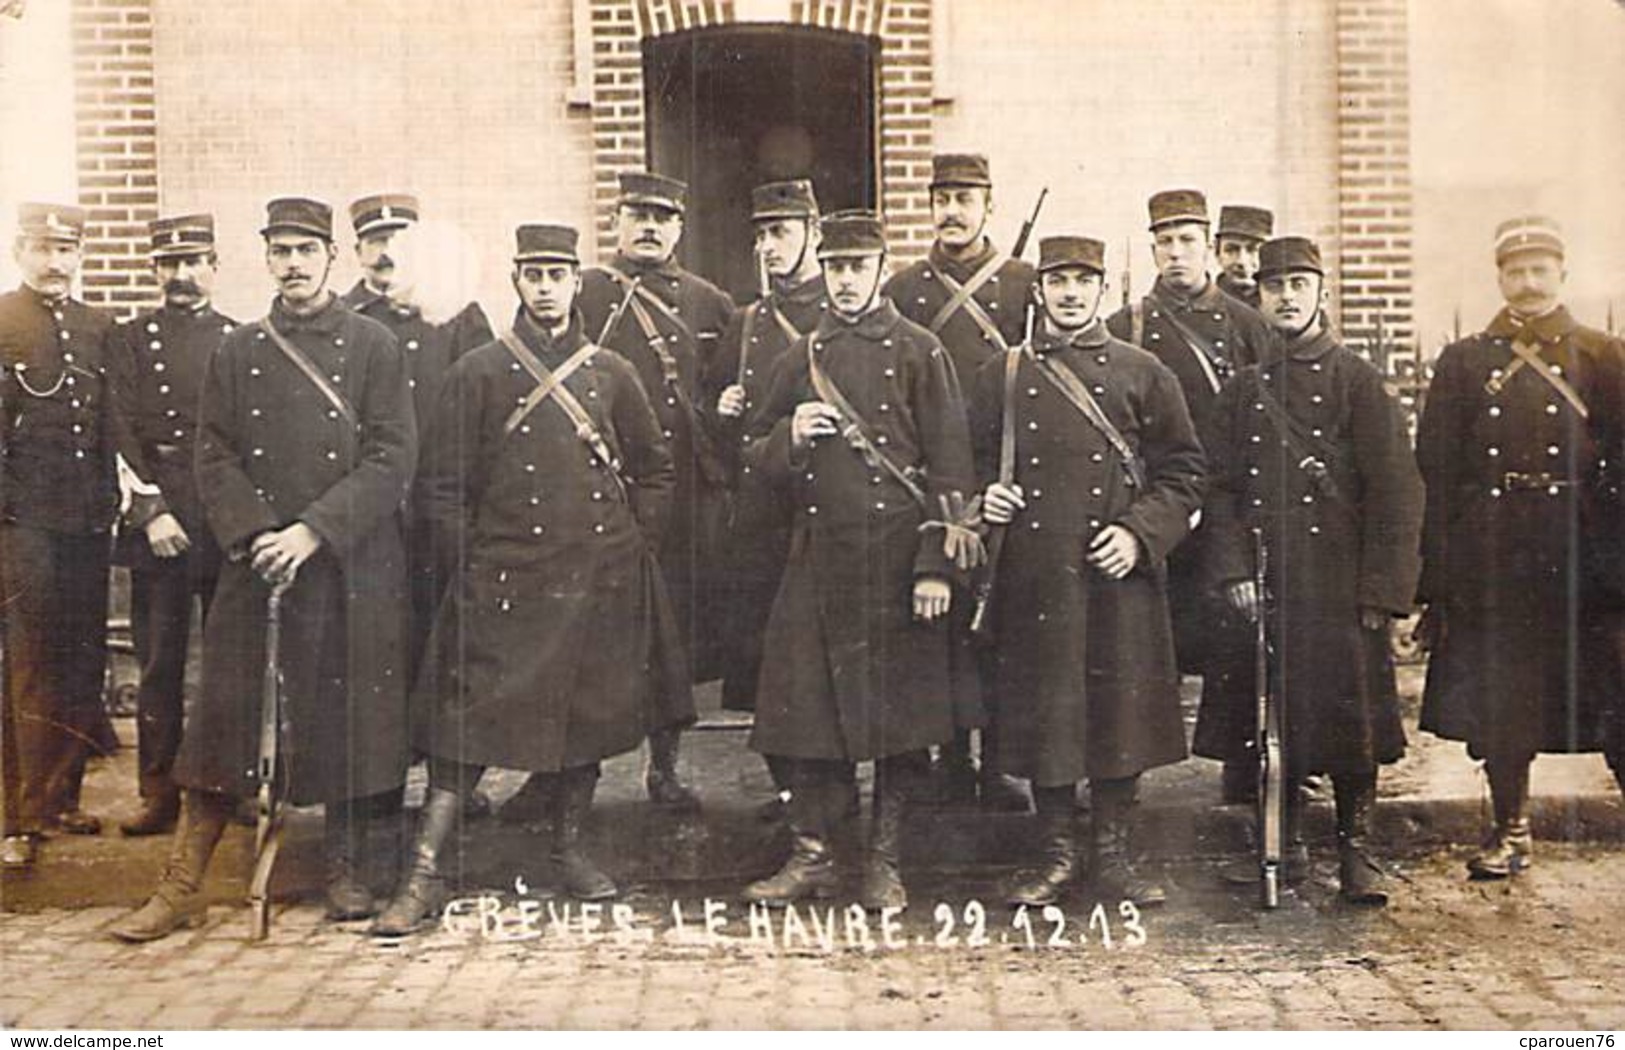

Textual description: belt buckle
[1502,471,1531,491]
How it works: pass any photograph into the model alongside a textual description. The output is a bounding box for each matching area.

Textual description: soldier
[1107,188,1274,806]
[708,179,826,802]
[108,214,238,837]
[341,193,494,819]
[0,203,119,867]
[576,170,732,808]
[1214,205,1273,309]
[110,197,416,941]
[974,235,1204,908]
[741,210,982,911]
[883,151,1035,810]
[370,224,687,935]
[1416,216,1625,879]
[1204,236,1423,905]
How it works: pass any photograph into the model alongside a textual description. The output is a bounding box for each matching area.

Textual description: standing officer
[0,203,119,867]
[1416,216,1625,879]
[370,223,687,935]
[110,197,416,940]
[742,210,982,912]
[1204,236,1423,905]
[1214,205,1273,309]
[974,235,1205,908]
[108,214,237,837]
[1107,189,1274,806]
[341,193,494,818]
[883,152,1035,810]
[576,171,732,808]
[708,179,826,804]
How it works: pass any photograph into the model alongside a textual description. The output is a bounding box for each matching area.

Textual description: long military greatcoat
[706,272,826,711]
[177,294,416,805]
[109,303,238,578]
[884,240,1037,390]
[578,255,736,681]
[744,300,980,761]
[413,313,691,773]
[1417,306,1625,763]
[969,321,1204,785]
[1203,328,1423,776]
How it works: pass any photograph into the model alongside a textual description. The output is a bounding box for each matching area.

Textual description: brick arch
[582,0,933,263]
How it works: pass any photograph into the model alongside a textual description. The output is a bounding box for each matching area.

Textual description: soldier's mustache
[164,278,202,296]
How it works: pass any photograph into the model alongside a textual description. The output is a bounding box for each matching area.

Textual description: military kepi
[1493,215,1564,263]
[1147,188,1209,231]
[1037,235,1106,275]
[618,171,687,215]
[930,153,992,189]
[751,179,819,222]
[350,194,420,236]
[818,210,885,257]
[1217,205,1274,243]
[149,214,215,258]
[260,197,333,240]
[514,224,580,265]
[1255,236,1324,282]
[17,202,86,243]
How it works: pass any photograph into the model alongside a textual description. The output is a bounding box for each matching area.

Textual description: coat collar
[1150,275,1225,313]
[1484,304,1578,344]
[927,237,999,281]
[1276,325,1337,363]
[611,253,683,282]
[774,271,826,309]
[513,308,587,361]
[341,279,419,320]
[1032,318,1109,355]
[815,297,902,342]
[269,291,346,334]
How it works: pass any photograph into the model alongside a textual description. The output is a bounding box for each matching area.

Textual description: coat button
[329,409,340,420]
[1250,434,1261,444]
[153,361,166,372]
[1548,485,1562,497]
[253,448,264,457]
[874,501,886,511]
[1546,404,1559,415]
[1488,447,1499,457]
[334,337,344,347]
[1547,445,1560,457]
[1310,394,1323,404]
[331,374,342,383]
[1310,428,1323,438]
[532,525,545,536]
[1091,385,1105,396]
[1090,486,1102,497]
[166,409,178,418]
[72,424,83,434]
[1309,525,1321,535]
[1031,489,1043,499]
[250,367,261,376]
[1090,452,1104,463]
[146,322,159,334]
[406,340,419,351]
[1489,406,1501,417]
[251,408,262,417]
[525,464,537,473]
[172,429,184,439]
[1249,466,1260,477]
[876,435,889,446]
[1029,456,1040,467]
[1149,332,1160,342]
[663,429,673,439]
[1096,355,1108,366]
[325,450,337,460]
[1029,520,1041,530]
[1302,494,1314,504]
[871,475,882,485]
[149,340,162,351]
[884,368,895,378]
[594,523,606,534]
[1491,487,1503,498]
[1027,421,1039,431]
[592,491,603,501]
[1311,363,1323,372]
[529,496,540,506]
[807,505,819,515]
[878,403,890,412]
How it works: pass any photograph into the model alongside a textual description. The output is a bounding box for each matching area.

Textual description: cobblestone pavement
[3,843,1623,1030]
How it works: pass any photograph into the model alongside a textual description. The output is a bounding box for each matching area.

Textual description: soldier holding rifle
[1203,236,1422,905]
[972,235,1204,909]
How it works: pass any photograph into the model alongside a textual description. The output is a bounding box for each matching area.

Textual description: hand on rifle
[1414,604,1445,651]
[1226,579,1261,622]
[982,481,1025,525]
[250,522,323,587]
[912,575,951,622]
[1087,524,1141,580]
[144,512,191,559]
[717,384,747,420]
[791,401,840,451]
[1359,606,1388,632]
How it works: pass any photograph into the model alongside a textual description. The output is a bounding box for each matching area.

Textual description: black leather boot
[555,766,616,900]
[109,790,232,942]
[324,800,378,921]
[745,770,840,907]
[370,788,460,937]
[1090,777,1166,907]
[645,727,700,809]
[1334,771,1388,906]
[1006,785,1079,907]
[860,769,908,912]
[1469,760,1533,879]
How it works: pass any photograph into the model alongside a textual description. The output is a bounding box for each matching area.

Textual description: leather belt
[1501,471,1578,492]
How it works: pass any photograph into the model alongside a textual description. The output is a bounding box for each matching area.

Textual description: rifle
[1010,187,1048,261]
[595,273,644,346]
[968,301,1032,643]
[1121,236,1133,309]
[248,579,291,941]
[1253,528,1285,909]
[739,247,771,387]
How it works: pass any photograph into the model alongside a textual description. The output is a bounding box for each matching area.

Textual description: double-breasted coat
[413,313,691,773]
[578,256,736,682]
[0,287,121,832]
[743,300,980,761]
[884,241,1038,390]
[177,294,416,805]
[1417,306,1625,764]
[969,321,1204,786]
[705,272,826,711]
[1203,328,1423,776]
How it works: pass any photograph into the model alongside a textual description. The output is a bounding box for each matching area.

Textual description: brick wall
[71,0,158,318]
[1336,0,1415,366]
[590,0,935,262]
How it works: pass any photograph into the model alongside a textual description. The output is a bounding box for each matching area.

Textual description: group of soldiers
[2,151,1623,945]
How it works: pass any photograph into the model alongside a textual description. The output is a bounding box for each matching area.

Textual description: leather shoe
[1,834,39,868]
[120,794,180,837]
[51,810,102,836]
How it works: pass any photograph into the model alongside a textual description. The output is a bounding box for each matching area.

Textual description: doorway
[643,25,879,301]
